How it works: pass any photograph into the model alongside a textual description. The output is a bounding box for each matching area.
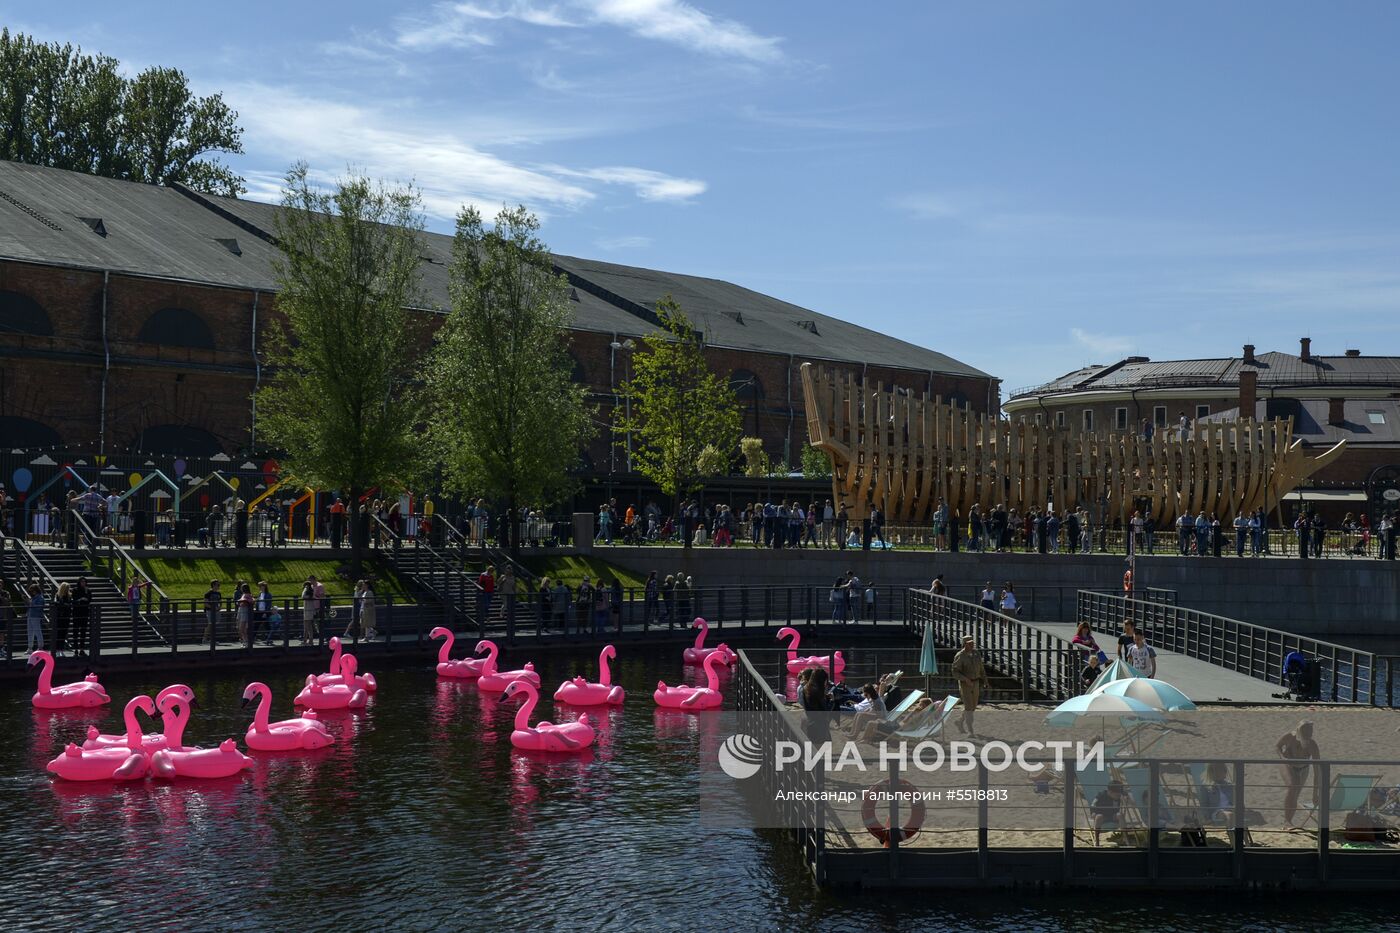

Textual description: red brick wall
[3,258,999,467]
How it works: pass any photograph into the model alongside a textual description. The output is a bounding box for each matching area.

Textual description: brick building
[0,160,995,481]
[1004,340,1400,520]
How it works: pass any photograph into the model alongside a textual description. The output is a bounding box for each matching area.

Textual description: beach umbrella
[1089,658,1143,693]
[919,620,939,696]
[1044,692,1163,729]
[1090,677,1195,712]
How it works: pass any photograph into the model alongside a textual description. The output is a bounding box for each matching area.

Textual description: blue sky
[9,1,1400,391]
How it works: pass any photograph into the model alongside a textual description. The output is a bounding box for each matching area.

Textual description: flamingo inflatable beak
[240,697,251,709]
[25,655,39,668]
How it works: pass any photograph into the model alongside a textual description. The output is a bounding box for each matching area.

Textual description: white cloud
[551,165,705,201]
[596,234,652,250]
[892,192,963,221]
[395,0,781,61]
[229,84,705,219]
[1070,327,1134,357]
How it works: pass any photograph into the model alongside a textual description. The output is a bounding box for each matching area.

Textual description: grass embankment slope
[135,555,413,601]
[518,555,647,589]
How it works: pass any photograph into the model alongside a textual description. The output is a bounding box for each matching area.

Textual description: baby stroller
[1281,651,1322,701]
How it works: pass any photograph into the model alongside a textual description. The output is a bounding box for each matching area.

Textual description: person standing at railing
[821,499,835,548]
[1311,513,1326,559]
[478,565,496,622]
[642,571,658,625]
[1176,512,1191,555]
[847,571,863,622]
[1193,511,1209,557]
[26,584,45,653]
[127,579,150,628]
[203,579,222,644]
[999,583,1019,619]
[71,577,91,654]
[299,578,317,643]
[1294,513,1309,560]
[678,575,693,623]
[804,502,819,548]
[329,498,345,550]
[1234,512,1249,557]
[235,582,254,646]
[573,576,593,636]
[53,582,72,656]
[1079,507,1093,554]
[835,502,849,551]
[1048,511,1062,554]
[829,576,848,624]
[593,581,610,635]
[1064,508,1079,554]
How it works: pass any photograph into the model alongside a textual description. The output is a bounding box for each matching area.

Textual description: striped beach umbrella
[1044,692,1164,728]
[1090,677,1196,711]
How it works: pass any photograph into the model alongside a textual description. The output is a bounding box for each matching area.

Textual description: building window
[1196,404,1210,420]
[1367,410,1386,425]
[1115,407,1128,430]
[0,290,54,336]
[1034,412,1044,426]
[1153,405,1167,426]
[1055,411,1066,429]
[138,308,216,350]
[1082,410,1094,432]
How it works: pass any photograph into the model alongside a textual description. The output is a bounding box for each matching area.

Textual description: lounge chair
[883,688,925,721]
[1297,773,1383,830]
[892,695,959,739]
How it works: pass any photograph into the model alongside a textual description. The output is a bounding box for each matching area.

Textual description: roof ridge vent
[792,319,819,335]
[0,189,63,230]
[723,311,744,325]
[215,236,242,256]
[569,287,580,302]
[78,216,107,237]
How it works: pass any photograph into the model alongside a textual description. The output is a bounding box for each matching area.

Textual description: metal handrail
[1077,591,1389,706]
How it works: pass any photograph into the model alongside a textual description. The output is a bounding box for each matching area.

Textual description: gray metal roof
[0,161,986,376]
[1204,398,1400,447]
[1015,350,1400,398]
[0,160,281,289]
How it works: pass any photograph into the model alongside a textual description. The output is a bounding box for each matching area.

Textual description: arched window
[729,369,765,401]
[137,308,216,350]
[568,352,588,385]
[0,415,61,446]
[730,369,765,435]
[0,291,54,336]
[947,390,969,409]
[134,424,223,456]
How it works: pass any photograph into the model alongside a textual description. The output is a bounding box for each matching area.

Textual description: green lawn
[135,556,413,602]
[519,555,648,589]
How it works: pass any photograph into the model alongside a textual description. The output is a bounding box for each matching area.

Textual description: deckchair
[1073,762,1123,845]
[1118,763,1177,842]
[1297,773,1382,829]
[883,688,925,721]
[892,695,959,739]
[1182,762,1254,845]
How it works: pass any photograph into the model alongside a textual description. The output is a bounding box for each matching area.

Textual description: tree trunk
[506,493,518,559]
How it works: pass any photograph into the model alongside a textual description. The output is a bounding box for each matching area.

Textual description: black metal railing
[1078,591,1395,707]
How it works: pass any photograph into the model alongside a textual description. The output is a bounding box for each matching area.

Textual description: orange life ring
[861,778,927,847]
[1123,569,1133,594]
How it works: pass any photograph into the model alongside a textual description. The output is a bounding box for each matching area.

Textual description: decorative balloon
[173,459,187,478]
[129,472,143,489]
[199,493,210,508]
[11,467,32,493]
[230,476,241,490]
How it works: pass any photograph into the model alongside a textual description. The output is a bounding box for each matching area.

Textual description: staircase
[28,548,167,651]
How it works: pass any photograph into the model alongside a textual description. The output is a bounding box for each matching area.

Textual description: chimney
[1328,398,1346,426]
[1300,337,1312,361]
[1345,349,1361,358]
[1238,369,1257,418]
[1242,344,1255,363]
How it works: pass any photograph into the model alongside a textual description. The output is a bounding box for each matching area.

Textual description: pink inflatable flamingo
[554,644,626,706]
[430,627,489,679]
[28,651,109,709]
[475,641,541,693]
[503,680,595,752]
[295,655,369,710]
[46,696,153,781]
[776,626,845,675]
[83,684,190,753]
[312,637,378,692]
[682,618,737,666]
[149,691,253,779]
[654,650,725,710]
[242,682,334,751]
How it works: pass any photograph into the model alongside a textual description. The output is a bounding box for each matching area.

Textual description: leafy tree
[427,205,594,553]
[0,29,244,195]
[618,298,741,512]
[255,164,426,575]
[800,444,833,478]
[695,444,728,477]
[740,436,769,477]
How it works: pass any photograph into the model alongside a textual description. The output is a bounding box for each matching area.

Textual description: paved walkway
[1024,621,1282,704]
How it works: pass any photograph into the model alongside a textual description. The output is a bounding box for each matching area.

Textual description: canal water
[1,647,1393,932]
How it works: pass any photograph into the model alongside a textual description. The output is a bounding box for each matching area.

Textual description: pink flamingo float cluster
[38,640,363,782]
[36,616,847,777]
